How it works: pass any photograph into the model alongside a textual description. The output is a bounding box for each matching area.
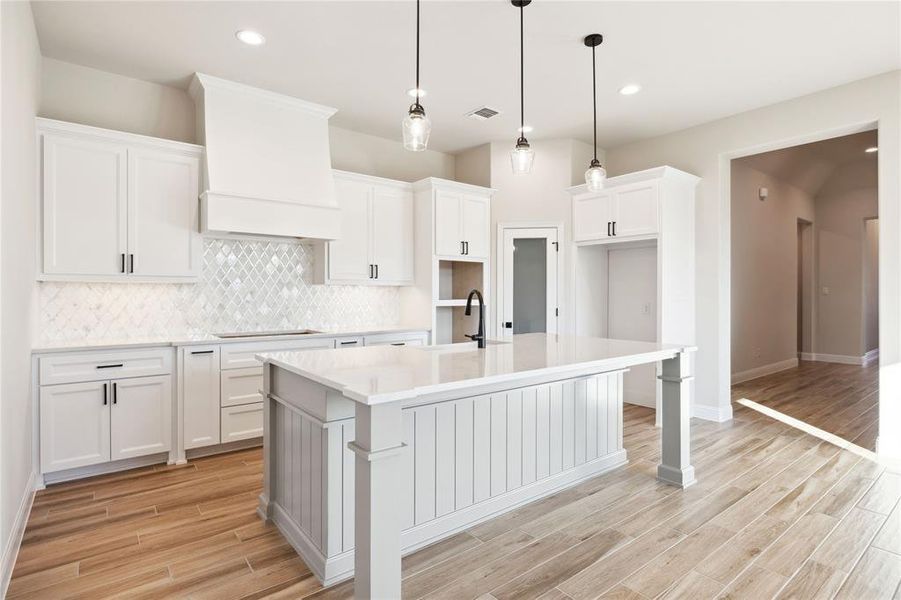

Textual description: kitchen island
[257,333,696,598]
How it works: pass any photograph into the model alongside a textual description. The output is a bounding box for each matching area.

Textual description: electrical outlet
[822,286,830,296]
[642,303,651,315]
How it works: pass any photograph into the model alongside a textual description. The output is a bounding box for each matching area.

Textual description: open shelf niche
[435,259,487,344]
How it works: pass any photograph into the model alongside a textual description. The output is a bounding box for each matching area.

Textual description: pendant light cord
[519,2,525,137]
[592,44,597,162]
[415,0,421,108]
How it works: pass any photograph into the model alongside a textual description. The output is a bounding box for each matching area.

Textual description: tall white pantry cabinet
[569,166,699,419]
[37,118,203,282]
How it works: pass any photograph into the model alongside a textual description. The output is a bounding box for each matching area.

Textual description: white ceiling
[735,130,878,196]
[30,1,901,153]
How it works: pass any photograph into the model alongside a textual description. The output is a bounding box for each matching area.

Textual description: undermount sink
[214,329,321,339]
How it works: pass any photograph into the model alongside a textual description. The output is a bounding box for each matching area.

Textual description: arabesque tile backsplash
[37,237,400,343]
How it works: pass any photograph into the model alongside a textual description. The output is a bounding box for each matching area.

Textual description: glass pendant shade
[511,138,534,174]
[585,159,607,191]
[402,105,431,152]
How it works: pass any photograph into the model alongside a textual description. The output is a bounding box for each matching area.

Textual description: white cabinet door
[573,191,614,242]
[613,182,658,238]
[371,186,413,283]
[461,194,490,259]
[183,347,220,450]
[128,148,201,278]
[434,190,463,257]
[111,375,172,460]
[42,134,127,276]
[40,381,111,473]
[329,178,372,281]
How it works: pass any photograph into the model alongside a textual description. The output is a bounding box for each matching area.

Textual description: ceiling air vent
[466,106,501,121]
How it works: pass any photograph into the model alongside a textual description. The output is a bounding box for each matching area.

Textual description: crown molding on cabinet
[35,117,203,156]
[566,165,700,194]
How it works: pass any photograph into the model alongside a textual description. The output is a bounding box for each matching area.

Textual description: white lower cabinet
[221,366,263,407]
[40,374,172,473]
[111,375,172,460]
[40,381,111,473]
[182,347,221,450]
[221,403,264,443]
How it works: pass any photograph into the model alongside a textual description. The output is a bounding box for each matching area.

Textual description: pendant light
[403,0,431,151]
[510,0,534,174]
[584,33,607,191]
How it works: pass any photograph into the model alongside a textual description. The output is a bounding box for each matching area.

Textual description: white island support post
[657,351,696,488]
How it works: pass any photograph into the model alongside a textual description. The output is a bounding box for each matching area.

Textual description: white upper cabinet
[42,134,128,276]
[128,148,201,278]
[372,185,414,283]
[431,184,491,259]
[570,169,676,243]
[318,171,414,285]
[434,189,464,257]
[328,177,372,282]
[38,119,203,282]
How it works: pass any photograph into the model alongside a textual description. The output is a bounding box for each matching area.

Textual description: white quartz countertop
[31,326,429,354]
[259,333,695,405]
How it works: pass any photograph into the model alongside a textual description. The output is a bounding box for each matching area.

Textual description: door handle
[504,322,513,329]
[607,222,611,236]
[120,253,126,273]
[112,382,118,405]
[464,241,469,255]
[128,254,134,273]
[461,241,465,255]
[375,264,379,279]
[369,264,374,279]
[612,221,616,236]
[103,382,108,405]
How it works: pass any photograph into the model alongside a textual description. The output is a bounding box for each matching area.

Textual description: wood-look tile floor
[732,360,879,452]
[11,402,900,599]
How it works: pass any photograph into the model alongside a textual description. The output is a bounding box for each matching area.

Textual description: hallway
[731,361,879,452]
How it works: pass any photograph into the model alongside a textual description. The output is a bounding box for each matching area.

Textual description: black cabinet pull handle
[613,221,616,236]
[120,253,126,273]
[96,363,124,369]
[390,342,406,346]
[340,340,358,345]
[461,241,465,255]
[103,382,108,405]
[369,264,373,279]
[128,254,134,273]
[191,350,215,355]
[112,382,117,404]
[464,241,468,255]
[374,264,379,279]
[607,222,611,236]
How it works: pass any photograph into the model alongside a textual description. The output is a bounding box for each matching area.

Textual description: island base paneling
[262,370,627,586]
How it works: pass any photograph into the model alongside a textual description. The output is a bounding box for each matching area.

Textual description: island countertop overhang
[257,333,696,405]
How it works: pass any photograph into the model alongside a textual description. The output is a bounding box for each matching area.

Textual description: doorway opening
[497,226,560,338]
[730,129,879,452]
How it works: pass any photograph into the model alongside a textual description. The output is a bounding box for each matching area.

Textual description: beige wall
[40,59,455,182]
[814,160,878,359]
[40,58,196,143]
[1,1,41,587]
[605,70,900,432]
[730,162,815,377]
[329,126,454,182]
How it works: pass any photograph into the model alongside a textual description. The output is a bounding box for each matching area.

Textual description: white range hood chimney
[188,73,340,239]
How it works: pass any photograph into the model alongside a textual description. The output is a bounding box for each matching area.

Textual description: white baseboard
[691,403,733,423]
[800,353,865,366]
[864,349,880,364]
[1,470,37,597]
[731,358,799,385]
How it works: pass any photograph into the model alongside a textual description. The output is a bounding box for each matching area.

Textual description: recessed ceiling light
[406,88,427,99]
[865,146,878,153]
[235,30,265,46]
[518,125,533,134]
[619,83,642,96]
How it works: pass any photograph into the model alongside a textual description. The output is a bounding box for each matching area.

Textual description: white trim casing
[0,471,37,598]
[731,358,799,385]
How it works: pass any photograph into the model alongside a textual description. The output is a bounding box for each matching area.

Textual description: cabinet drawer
[221,366,263,407]
[220,338,334,370]
[39,347,173,386]
[334,336,364,348]
[221,403,263,443]
[363,332,428,346]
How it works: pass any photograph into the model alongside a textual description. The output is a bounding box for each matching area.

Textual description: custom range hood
[188,73,340,239]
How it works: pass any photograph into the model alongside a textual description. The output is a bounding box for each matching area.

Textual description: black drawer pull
[191,350,215,355]
[96,363,124,369]
[103,382,108,405]
[390,342,406,346]
[340,340,358,345]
